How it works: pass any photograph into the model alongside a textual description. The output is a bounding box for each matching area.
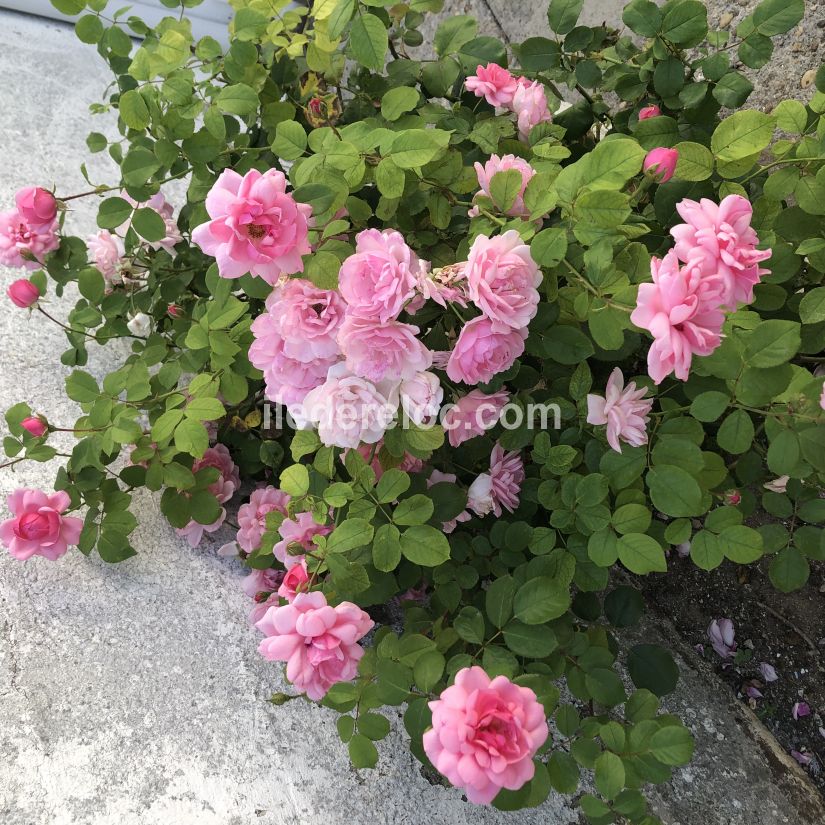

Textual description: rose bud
[15,186,58,227]
[7,279,40,308]
[20,416,47,438]
[638,104,662,120]
[724,489,742,506]
[167,303,181,318]
[643,147,679,182]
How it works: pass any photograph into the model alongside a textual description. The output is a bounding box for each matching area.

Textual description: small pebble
[802,69,817,88]
[720,12,733,28]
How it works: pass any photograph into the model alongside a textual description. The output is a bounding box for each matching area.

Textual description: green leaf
[660,0,708,46]
[78,268,105,304]
[173,419,208,458]
[617,533,667,575]
[433,15,477,55]
[348,734,379,768]
[646,465,704,517]
[372,523,402,572]
[575,190,630,228]
[132,207,166,242]
[489,169,523,213]
[485,575,516,628]
[690,391,729,422]
[628,644,679,696]
[673,141,714,181]
[390,130,450,169]
[649,725,694,765]
[118,88,150,130]
[548,752,580,794]
[690,530,724,570]
[454,605,485,643]
[381,86,419,121]
[327,518,373,553]
[121,148,161,187]
[414,650,445,692]
[752,0,804,35]
[399,525,451,566]
[716,410,754,454]
[375,468,410,503]
[51,0,85,14]
[349,12,388,70]
[272,120,307,160]
[393,494,434,526]
[280,464,309,497]
[513,576,571,624]
[623,0,661,36]
[595,751,625,800]
[547,0,584,35]
[743,320,800,367]
[531,228,568,266]
[721,525,763,564]
[611,504,652,535]
[799,287,825,324]
[65,370,99,403]
[769,546,810,592]
[97,196,133,229]
[217,83,259,116]
[503,620,558,657]
[711,111,775,164]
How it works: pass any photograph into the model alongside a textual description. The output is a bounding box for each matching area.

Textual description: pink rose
[399,371,443,425]
[468,443,524,517]
[7,278,40,308]
[586,368,653,453]
[15,186,57,228]
[417,261,469,309]
[443,389,509,447]
[20,416,48,437]
[0,488,82,561]
[273,511,332,568]
[0,208,59,270]
[338,228,421,322]
[471,154,536,218]
[446,316,526,385]
[643,147,678,182]
[466,230,541,330]
[467,473,494,516]
[638,104,662,120]
[338,315,432,382]
[511,78,552,140]
[820,381,825,411]
[256,590,374,701]
[237,486,291,553]
[87,230,126,284]
[465,63,518,108]
[192,168,312,284]
[423,666,548,804]
[670,195,771,309]
[299,362,400,449]
[278,559,311,601]
[242,567,284,599]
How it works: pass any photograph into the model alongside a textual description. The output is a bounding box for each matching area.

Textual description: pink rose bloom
[443,389,509,447]
[511,78,552,140]
[400,371,443,425]
[249,320,337,409]
[630,250,726,384]
[192,168,312,284]
[176,512,226,547]
[338,315,432,382]
[638,104,662,120]
[0,489,82,561]
[338,228,421,322]
[7,278,40,308]
[423,666,548,804]
[466,230,541,330]
[465,63,518,108]
[0,208,59,270]
[15,186,57,228]
[237,486,291,553]
[471,155,536,218]
[417,262,469,308]
[670,195,772,309]
[273,511,332,568]
[428,470,471,533]
[20,416,47,437]
[256,590,374,701]
[348,440,424,481]
[446,316,526,385]
[278,559,310,601]
[468,444,524,517]
[643,147,678,183]
[119,192,182,256]
[820,381,825,411]
[87,230,126,284]
[586,368,653,453]
[242,567,284,599]
[468,473,495,516]
[299,362,400,449]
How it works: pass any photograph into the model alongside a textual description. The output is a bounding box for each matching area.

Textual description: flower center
[247,223,267,240]
[17,511,51,540]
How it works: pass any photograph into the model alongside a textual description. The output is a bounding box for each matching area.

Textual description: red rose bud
[7,279,40,308]
[15,186,58,227]
[643,147,678,183]
[724,489,742,506]
[638,104,662,121]
[167,303,181,318]
[20,416,48,438]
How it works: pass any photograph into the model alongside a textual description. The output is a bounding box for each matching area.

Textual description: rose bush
[2,0,825,817]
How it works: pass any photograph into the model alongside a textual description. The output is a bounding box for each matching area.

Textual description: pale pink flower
[708,618,736,659]
[417,262,469,308]
[272,511,332,568]
[759,662,778,683]
[467,472,494,516]
[586,368,653,453]
[764,476,790,493]
[443,389,509,447]
[338,315,432,382]
[0,208,59,269]
[423,666,548,804]
[793,701,812,720]
[466,230,541,330]
[249,593,281,628]
[278,559,310,601]
[237,486,291,553]
[87,230,126,284]
[7,279,40,308]
[820,381,825,411]
[446,316,526,385]
[299,362,400,449]
[511,78,552,140]
[0,489,82,561]
[489,443,524,516]
[256,590,374,701]
[471,155,536,217]
[465,63,518,108]
[670,195,771,309]
[242,567,283,599]
[192,168,312,284]
[338,228,421,322]
[428,470,470,533]
[15,186,57,228]
[630,250,726,383]
[643,147,678,182]
[638,104,662,120]
[176,512,226,548]
[400,371,443,425]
